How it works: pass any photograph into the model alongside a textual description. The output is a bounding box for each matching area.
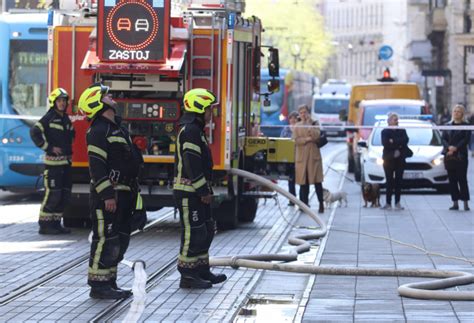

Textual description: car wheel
[348,147,355,173]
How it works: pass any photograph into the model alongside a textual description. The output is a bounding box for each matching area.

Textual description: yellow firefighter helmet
[183,88,216,114]
[48,88,69,109]
[78,83,110,119]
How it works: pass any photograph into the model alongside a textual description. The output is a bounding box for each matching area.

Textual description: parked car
[346,81,422,174]
[353,99,428,181]
[359,119,449,192]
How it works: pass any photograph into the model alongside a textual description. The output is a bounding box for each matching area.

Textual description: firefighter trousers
[88,190,133,288]
[174,193,215,275]
[39,165,72,227]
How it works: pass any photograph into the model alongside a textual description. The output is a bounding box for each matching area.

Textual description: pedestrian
[442,104,470,211]
[292,104,324,213]
[78,83,144,299]
[438,107,450,125]
[173,88,226,289]
[381,112,411,210]
[280,111,298,206]
[250,113,263,136]
[30,88,74,234]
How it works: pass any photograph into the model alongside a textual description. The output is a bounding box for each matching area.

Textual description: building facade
[322,0,418,84]
[324,0,473,115]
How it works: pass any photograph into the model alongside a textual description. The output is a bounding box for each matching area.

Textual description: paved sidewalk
[302,158,474,322]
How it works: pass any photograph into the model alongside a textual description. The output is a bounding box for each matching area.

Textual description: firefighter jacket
[86,115,143,201]
[173,113,213,197]
[30,109,75,166]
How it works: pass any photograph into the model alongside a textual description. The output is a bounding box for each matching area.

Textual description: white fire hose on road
[210,168,474,301]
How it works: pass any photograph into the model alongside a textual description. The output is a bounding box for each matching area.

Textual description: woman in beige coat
[293,105,324,213]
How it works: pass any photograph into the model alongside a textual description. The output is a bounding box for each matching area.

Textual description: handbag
[444,154,462,171]
[317,130,328,148]
[311,121,328,148]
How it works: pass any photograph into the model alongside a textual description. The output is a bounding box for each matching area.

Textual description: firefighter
[174,88,227,289]
[30,88,74,234]
[78,83,143,299]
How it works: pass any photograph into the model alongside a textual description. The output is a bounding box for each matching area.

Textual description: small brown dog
[362,183,380,207]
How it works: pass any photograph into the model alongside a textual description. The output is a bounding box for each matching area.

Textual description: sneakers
[380,204,391,210]
[394,203,404,210]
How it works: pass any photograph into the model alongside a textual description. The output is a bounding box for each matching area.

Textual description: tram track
[90,258,177,322]
[0,209,175,307]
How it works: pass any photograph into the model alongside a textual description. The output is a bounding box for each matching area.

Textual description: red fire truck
[48,0,287,230]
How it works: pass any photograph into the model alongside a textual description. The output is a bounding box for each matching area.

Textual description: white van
[312,92,350,137]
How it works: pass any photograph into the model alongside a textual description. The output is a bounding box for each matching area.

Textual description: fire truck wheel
[238,197,258,223]
[63,203,92,228]
[63,216,91,228]
[214,199,238,231]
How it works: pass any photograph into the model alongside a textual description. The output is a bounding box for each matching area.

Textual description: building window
[429,0,447,10]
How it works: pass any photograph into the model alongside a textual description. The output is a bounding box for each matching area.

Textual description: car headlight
[432,156,444,166]
[367,152,384,165]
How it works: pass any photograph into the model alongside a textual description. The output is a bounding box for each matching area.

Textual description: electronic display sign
[98,0,170,62]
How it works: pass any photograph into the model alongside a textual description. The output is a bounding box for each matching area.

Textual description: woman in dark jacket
[442,104,471,211]
[381,112,411,210]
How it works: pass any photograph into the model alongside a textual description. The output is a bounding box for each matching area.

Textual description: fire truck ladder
[188,11,224,144]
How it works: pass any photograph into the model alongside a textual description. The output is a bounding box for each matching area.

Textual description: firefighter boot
[110,281,133,298]
[89,286,129,300]
[179,271,212,289]
[199,265,227,284]
[54,221,71,234]
[39,222,63,235]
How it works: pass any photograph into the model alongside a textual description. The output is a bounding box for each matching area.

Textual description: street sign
[378,45,393,61]
[434,76,445,87]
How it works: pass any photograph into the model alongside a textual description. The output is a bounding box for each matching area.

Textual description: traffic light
[268,48,280,77]
[267,78,280,93]
[378,68,395,82]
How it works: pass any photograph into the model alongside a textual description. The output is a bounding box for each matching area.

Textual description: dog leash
[327,165,361,186]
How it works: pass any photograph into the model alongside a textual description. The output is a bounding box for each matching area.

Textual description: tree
[245,0,333,75]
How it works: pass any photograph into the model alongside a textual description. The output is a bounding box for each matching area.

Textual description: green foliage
[245,0,333,75]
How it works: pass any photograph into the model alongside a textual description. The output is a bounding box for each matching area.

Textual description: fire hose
[209,168,474,301]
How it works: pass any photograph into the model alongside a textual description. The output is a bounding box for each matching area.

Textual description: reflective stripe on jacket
[86,115,143,200]
[173,114,213,196]
[30,108,75,162]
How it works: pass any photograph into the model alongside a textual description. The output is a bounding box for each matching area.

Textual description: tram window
[9,39,47,118]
